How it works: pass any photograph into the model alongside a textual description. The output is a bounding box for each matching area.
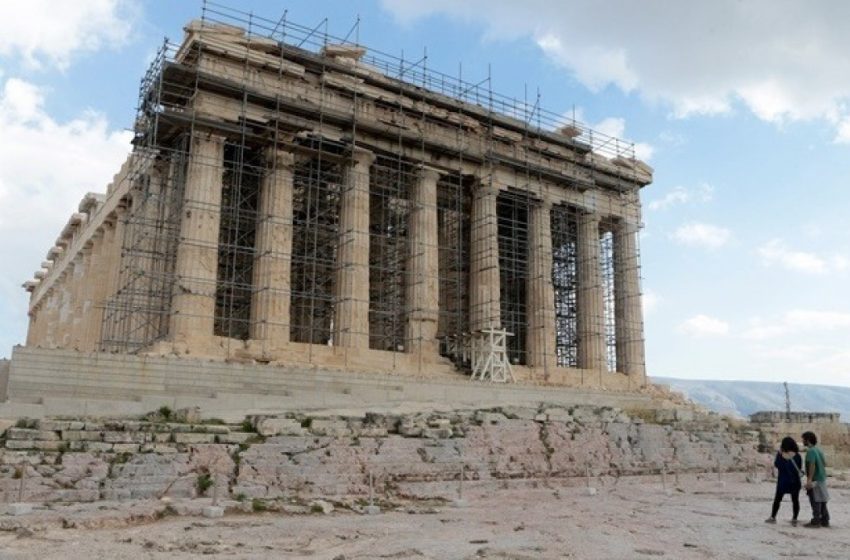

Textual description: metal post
[369,470,374,507]
[17,465,26,503]
[212,474,219,506]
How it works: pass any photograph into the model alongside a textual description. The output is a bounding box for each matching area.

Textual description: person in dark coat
[766,436,803,526]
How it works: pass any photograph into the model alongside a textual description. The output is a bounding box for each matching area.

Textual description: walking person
[802,431,830,527]
[765,437,803,526]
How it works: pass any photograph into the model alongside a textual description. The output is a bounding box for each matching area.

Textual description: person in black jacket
[765,436,803,526]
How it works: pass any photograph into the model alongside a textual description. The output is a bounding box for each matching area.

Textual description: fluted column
[469,184,501,331]
[250,148,295,345]
[80,229,106,351]
[95,217,120,350]
[44,289,58,347]
[333,147,374,348]
[405,165,441,354]
[70,244,93,350]
[526,200,556,371]
[170,133,225,345]
[577,211,606,372]
[614,220,646,380]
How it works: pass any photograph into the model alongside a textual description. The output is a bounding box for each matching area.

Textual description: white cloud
[678,314,730,338]
[642,288,660,316]
[566,111,655,161]
[382,0,850,140]
[756,239,848,275]
[591,116,654,161]
[0,77,132,355]
[743,310,850,341]
[671,222,731,250]
[648,183,713,211]
[0,0,136,70]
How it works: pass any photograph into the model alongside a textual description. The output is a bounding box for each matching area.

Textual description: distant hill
[651,377,850,422]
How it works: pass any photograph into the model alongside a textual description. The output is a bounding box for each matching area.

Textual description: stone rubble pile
[0,405,763,505]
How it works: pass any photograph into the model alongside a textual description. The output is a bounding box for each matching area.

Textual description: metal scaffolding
[93,0,646,381]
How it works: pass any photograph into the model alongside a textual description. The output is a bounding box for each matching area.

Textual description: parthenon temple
[20,8,652,391]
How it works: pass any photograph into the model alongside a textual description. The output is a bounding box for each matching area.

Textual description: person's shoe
[791,519,798,527]
[803,521,821,528]
[765,517,776,524]
[821,522,829,527]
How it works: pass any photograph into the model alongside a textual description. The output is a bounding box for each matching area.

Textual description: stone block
[112,443,141,453]
[310,419,350,437]
[194,424,229,435]
[173,433,216,444]
[165,423,193,433]
[141,444,179,454]
[363,504,381,515]
[34,440,64,451]
[37,420,74,431]
[309,499,334,514]
[217,432,253,444]
[256,418,305,437]
[5,440,34,450]
[571,407,602,426]
[543,408,573,422]
[427,418,451,429]
[103,431,145,444]
[357,426,389,437]
[499,406,540,421]
[476,412,507,425]
[202,505,224,518]
[6,503,33,516]
[86,442,114,452]
[61,430,101,442]
[7,428,60,441]
[422,427,453,439]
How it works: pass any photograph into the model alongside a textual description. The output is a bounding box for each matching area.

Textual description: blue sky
[1,1,848,386]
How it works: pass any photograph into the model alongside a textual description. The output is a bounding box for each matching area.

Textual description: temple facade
[22,17,652,390]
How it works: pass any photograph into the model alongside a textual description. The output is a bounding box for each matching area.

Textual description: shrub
[196,472,214,496]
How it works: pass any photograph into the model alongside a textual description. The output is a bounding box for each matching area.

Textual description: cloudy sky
[1,1,848,386]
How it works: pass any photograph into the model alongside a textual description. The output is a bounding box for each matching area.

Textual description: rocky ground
[1,475,848,559]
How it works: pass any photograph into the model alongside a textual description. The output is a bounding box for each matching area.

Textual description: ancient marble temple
[22,14,652,390]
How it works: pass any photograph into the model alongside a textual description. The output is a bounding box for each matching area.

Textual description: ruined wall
[0,405,762,505]
[751,414,850,468]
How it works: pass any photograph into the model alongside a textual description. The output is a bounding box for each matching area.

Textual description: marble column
[614,220,646,380]
[405,165,441,355]
[250,148,295,345]
[526,200,556,371]
[577,211,606,372]
[333,147,374,348]
[469,184,501,331]
[94,218,118,350]
[80,229,106,351]
[170,133,225,346]
[70,245,93,350]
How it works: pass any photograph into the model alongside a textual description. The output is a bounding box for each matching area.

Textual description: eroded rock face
[0,405,763,504]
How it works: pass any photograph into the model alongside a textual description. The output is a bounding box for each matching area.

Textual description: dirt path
[1,479,848,559]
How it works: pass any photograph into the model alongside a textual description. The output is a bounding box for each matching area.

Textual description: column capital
[615,219,641,234]
[347,145,375,168]
[534,198,553,211]
[191,130,227,145]
[265,146,297,171]
[417,164,442,182]
[472,183,499,198]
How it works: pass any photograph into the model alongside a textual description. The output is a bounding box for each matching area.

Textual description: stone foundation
[0,405,762,506]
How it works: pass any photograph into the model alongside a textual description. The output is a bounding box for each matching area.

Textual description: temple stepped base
[1,347,658,421]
